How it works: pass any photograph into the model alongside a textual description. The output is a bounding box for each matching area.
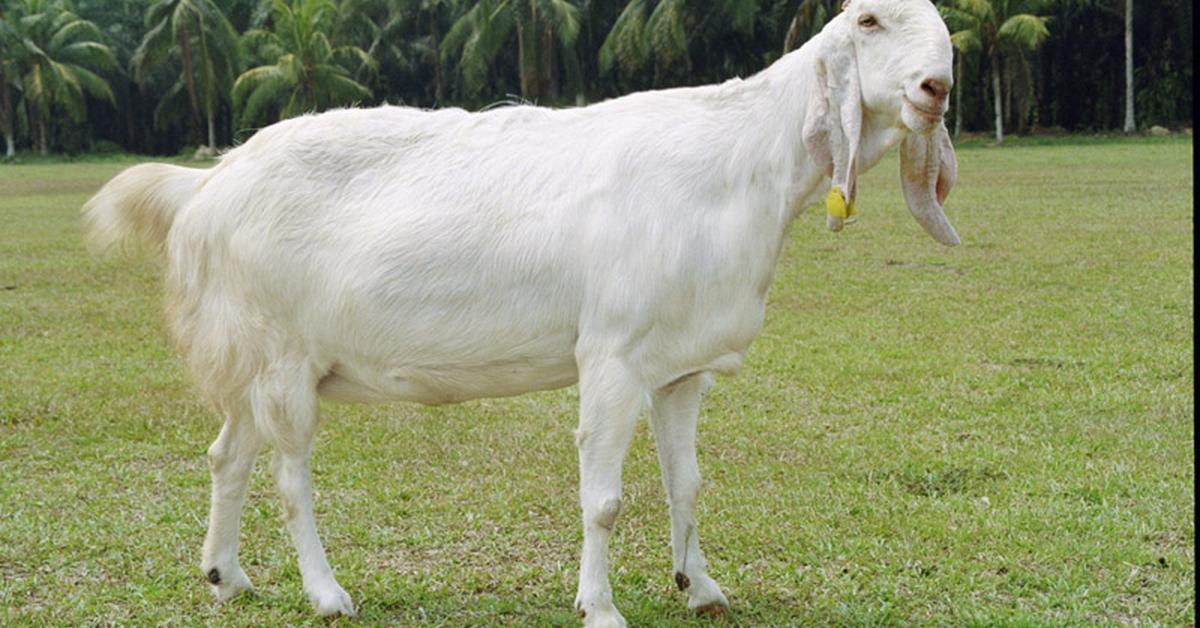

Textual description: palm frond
[721,0,758,35]
[312,63,372,106]
[62,63,115,104]
[534,0,581,47]
[950,0,995,22]
[242,76,290,125]
[950,29,981,53]
[646,0,687,69]
[145,0,175,29]
[152,79,190,129]
[598,0,649,75]
[232,62,285,107]
[22,62,50,112]
[453,0,515,94]
[131,15,172,84]
[939,6,981,32]
[440,0,480,62]
[332,44,377,74]
[58,41,118,73]
[997,13,1050,50]
[47,17,104,50]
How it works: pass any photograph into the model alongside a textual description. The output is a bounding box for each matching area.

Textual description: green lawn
[0,138,1193,625]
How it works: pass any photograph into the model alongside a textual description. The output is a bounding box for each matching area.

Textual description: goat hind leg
[255,362,354,617]
[649,373,728,614]
[201,404,261,602]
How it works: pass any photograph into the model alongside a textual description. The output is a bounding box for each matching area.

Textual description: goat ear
[899,122,961,246]
[802,22,863,233]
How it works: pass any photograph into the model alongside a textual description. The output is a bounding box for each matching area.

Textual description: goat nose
[921,78,950,101]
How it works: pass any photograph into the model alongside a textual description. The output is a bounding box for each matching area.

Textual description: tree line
[0,0,1192,158]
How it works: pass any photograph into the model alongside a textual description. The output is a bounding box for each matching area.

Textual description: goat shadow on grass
[199,577,933,625]
[355,583,930,626]
[348,591,580,626]
[339,584,747,626]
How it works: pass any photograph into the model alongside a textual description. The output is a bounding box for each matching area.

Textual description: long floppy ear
[899,121,961,246]
[802,18,862,233]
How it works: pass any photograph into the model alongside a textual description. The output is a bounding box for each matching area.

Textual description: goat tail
[82,163,209,258]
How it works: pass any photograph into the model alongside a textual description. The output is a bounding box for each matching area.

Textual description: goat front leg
[201,404,261,602]
[649,373,729,615]
[254,363,354,617]
[573,360,646,627]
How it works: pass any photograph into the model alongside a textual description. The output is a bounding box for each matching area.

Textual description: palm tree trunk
[542,23,558,104]
[430,13,444,104]
[954,52,963,137]
[992,55,1004,144]
[563,43,584,106]
[516,6,541,102]
[36,111,50,156]
[1123,0,1135,133]
[517,21,531,99]
[1015,55,1031,135]
[179,27,202,140]
[1004,64,1013,132]
[0,64,14,158]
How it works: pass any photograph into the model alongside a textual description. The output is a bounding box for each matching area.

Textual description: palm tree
[337,0,454,106]
[0,10,19,158]
[441,0,580,103]
[940,0,1050,144]
[1122,0,1134,132]
[598,0,759,87]
[233,0,373,127]
[132,0,241,149]
[782,0,839,53]
[946,17,980,137]
[598,0,685,82]
[6,0,117,155]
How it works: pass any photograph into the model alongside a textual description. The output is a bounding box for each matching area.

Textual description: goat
[82,0,960,624]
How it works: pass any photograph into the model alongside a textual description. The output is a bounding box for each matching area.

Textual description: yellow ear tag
[826,188,856,220]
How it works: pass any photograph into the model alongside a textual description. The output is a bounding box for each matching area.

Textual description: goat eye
[858,15,878,28]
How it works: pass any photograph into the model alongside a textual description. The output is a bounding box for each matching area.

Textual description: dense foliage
[0,0,1192,156]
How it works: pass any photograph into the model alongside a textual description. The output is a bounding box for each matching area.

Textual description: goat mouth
[902,96,944,121]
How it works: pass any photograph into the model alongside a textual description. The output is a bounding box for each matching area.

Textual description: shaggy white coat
[83,0,960,624]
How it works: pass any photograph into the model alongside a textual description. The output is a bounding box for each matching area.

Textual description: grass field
[0,137,1193,626]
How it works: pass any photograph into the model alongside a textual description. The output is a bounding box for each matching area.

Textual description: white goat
[82,0,959,624]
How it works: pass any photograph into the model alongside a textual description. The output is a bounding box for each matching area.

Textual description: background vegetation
[0,0,1193,158]
[0,136,1192,624]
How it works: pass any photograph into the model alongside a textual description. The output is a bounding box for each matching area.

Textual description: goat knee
[207,419,258,474]
[207,434,233,473]
[588,497,623,532]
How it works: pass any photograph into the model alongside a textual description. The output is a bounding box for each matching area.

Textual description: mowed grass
[0,138,1193,626]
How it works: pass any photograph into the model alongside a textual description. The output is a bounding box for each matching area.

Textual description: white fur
[82,1,957,622]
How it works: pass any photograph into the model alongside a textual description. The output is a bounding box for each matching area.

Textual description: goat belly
[315,353,580,405]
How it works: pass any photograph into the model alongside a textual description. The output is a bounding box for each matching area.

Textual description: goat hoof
[694,601,728,617]
[580,607,626,627]
[684,573,729,616]
[575,599,626,627]
[309,582,355,617]
[205,565,253,602]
